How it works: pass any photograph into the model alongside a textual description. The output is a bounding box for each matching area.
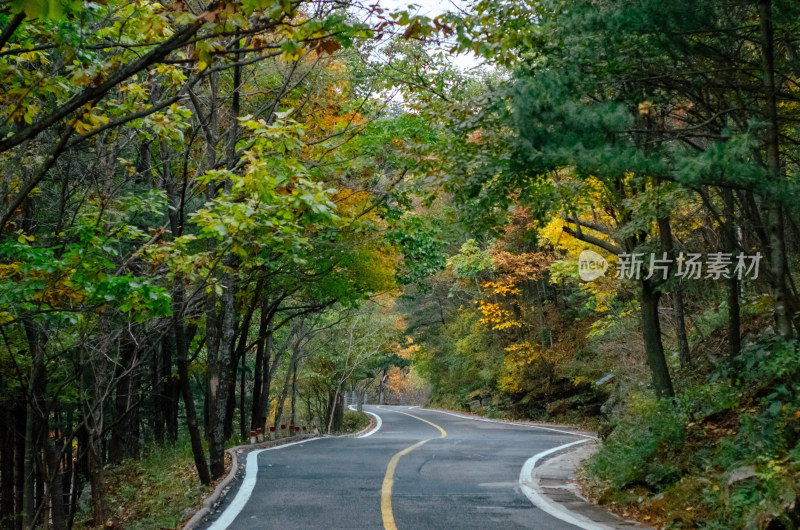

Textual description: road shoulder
[183,434,320,530]
[523,441,646,529]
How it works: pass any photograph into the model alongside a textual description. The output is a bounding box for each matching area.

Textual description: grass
[75,440,211,529]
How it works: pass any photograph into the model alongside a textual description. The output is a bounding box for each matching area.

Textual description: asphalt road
[202,405,590,529]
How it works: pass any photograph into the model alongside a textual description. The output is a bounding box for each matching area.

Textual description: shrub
[340,410,370,434]
[584,338,800,528]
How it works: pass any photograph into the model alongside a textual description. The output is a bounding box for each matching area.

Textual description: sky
[377,0,465,17]
[375,0,483,71]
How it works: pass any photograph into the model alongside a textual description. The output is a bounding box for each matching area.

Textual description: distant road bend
[202,405,593,529]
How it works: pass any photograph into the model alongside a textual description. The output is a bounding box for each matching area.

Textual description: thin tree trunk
[68,441,79,529]
[203,66,224,474]
[224,352,237,441]
[152,340,165,445]
[327,388,344,434]
[658,217,691,368]
[173,282,211,485]
[46,439,66,530]
[250,301,272,431]
[165,335,178,444]
[22,319,45,530]
[671,287,691,368]
[758,0,793,338]
[271,319,303,432]
[640,280,675,398]
[86,312,111,526]
[260,331,282,431]
[109,334,139,463]
[22,416,34,530]
[723,188,742,358]
[0,392,14,524]
[240,344,247,441]
[159,141,182,448]
[212,258,236,476]
[273,355,295,433]
[14,389,26,530]
[290,359,299,427]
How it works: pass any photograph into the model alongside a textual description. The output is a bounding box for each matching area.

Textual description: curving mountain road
[201,405,595,529]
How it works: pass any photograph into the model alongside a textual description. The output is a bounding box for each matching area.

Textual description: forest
[2,0,800,528]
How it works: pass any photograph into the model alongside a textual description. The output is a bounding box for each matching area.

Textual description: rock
[582,402,603,416]
[600,395,619,416]
[77,483,91,513]
[727,465,757,486]
[467,400,481,412]
[547,398,570,416]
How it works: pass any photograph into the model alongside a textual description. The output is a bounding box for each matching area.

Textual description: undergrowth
[74,440,209,529]
[584,338,800,529]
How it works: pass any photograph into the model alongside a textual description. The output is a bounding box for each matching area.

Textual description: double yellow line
[378,408,447,530]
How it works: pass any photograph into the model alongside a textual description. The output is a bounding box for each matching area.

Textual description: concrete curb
[357,410,382,437]
[182,434,318,530]
[522,440,645,529]
[427,407,638,528]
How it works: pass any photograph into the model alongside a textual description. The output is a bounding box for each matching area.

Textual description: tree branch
[561,224,623,255]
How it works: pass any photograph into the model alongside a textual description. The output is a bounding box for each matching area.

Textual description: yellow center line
[378,407,447,530]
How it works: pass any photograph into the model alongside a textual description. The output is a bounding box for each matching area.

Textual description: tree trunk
[327,389,344,434]
[290,359,299,428]
[86,312,111,526]
[272,319,303,432]
[164,334,178,444]
[109,335,140,464]
[224,354,237,441]
[68,441,79,529]
[152,340,165,445]
[758,0,793,338]
[673,287,691,368]
[211,256,236,476]
[259,329,283,432]
[379,369,386,406]
[230,283,262,441]
[722,188,742,358]
[657,217,691,368]
[0,394,14,525]
[46,439,67,530]
[22,320,45,530]
[173,282,211,485]
[273,354,295,433]
[14,389,26,530]
[86,438,105,526]
[640,280,675,398]
[203,66,224,475]
[239,343,247,442]
[250,301,272,431]
[223,33,245,444]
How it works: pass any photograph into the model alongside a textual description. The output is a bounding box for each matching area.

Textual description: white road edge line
[420,408,597,439]
[206,437,325,530]
[519,439,611,530]
[358,410,382,437]
[347,405,383,437]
